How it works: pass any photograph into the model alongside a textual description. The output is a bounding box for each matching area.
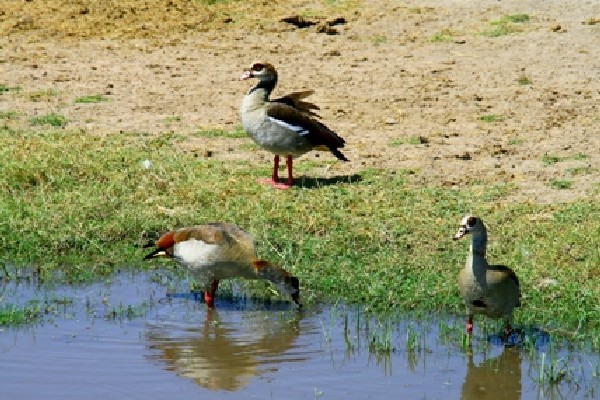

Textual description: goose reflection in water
[461,346,521,400]
[145,307,305,391]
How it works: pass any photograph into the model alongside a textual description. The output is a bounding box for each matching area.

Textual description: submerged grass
[0,303,41,326]
[0,126,598,344]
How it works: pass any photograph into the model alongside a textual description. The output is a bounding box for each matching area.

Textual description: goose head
[240,61,278,85]
[453,215,484,240]
[279,275,301,307]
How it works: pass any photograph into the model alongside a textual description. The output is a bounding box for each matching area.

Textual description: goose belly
[243,115,313,156]
[173,239,222,268]
[172,240,254,282]
[458,274,487,306]
[459,273,512,318]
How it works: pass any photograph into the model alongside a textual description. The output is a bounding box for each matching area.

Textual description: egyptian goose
[240,62,348,189]
[453,215,521,339]
[144,223,301,308]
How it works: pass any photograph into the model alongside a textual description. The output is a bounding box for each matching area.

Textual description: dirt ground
[1,0,599,203]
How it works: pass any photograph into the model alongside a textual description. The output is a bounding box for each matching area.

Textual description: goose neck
[469,231,487,259]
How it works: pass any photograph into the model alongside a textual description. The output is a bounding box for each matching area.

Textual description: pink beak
[240,70,253,80]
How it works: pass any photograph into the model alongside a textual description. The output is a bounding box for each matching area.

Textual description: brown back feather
[273,90,321,118]
[490,264,520,288]
[490,264,521,306]
[265,102,348,161]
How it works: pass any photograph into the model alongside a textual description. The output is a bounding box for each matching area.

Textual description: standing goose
[453,215,520,339]
[240,62,348,189]
[144,223,301,308]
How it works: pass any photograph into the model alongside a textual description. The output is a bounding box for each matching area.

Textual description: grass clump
[369,34,387,46]
[0,125,598,344]
[429,29,454,43]
[28,89,58,102]
[193,125,247,138]
[389,136,424,146]
[480,114,504,123]
[0,303,41,326]
[548,179,573,189]
[502,14,530,24]
[482,14,530,37]
[29,113,68,127]
[542,154,562,166]
[566,166,593,176]
[74,94,109,104]
[195,0,236,5]
[518,75,533,85]
[0,110,19,120]
[542,153,588,166]
[0,84,21,93]
[164,115,182,123]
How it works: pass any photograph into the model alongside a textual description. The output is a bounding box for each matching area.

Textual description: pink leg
[204,279,219,309]
[284,155,294,187]
[257,155,292,189]
[258,155,282,186]
[466,315,474,335]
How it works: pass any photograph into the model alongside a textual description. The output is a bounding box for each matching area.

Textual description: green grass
[0,303,41,326]
[0,110,19,120]
[29,113,68,127]
[369,34,387,46]
[389,136,424,146]
[0,125,598,345]
[28,89,58,102]
[480,114,504,123]
[571,153,588,161]
[192,125,247,138]
[500,14,530,24]
[429,29,454,43]
[566,166,593,176]
[0,84,21,93]
[104,302,150,321]
[195,0,239,5]
[164,115,182,123]
[542,153,588,166]
[481,14,530,37]
[549,179,573,190]
[74,94,109,104]
[518,75,533,85]
[542,154,562,166]
[500,14,529,24]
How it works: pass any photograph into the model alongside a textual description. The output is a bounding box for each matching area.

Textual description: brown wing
[490,264,520,288]
[144,223,253,259]
[272,90,321,118]
[265,102,348,161]
[172,224,226,245]
[490,264,521,306]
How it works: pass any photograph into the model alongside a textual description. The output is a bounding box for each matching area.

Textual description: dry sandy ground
[1,0,599,203]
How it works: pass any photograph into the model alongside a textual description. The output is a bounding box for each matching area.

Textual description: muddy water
[0,272,597,399]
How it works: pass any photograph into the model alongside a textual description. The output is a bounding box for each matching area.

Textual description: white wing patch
[268,116,309,136]
[173,239,220,267]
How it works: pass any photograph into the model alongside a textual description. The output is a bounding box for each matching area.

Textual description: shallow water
[0,272,597,399]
